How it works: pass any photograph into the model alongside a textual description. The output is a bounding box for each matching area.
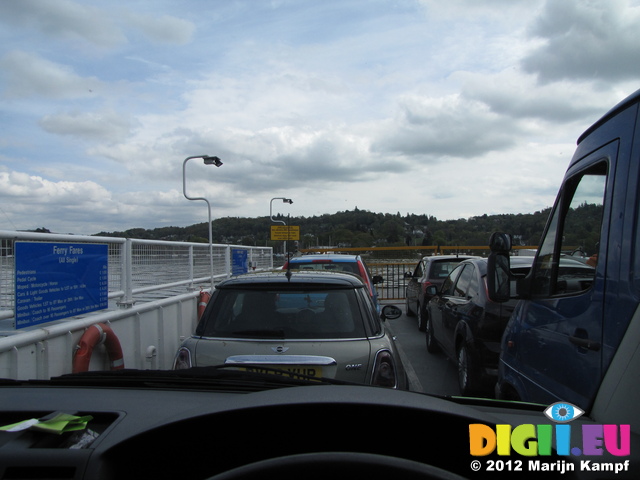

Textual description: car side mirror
[372,275,384,284]
[381,304,402,321]
[425,285,438,297]
[487,232,512,303]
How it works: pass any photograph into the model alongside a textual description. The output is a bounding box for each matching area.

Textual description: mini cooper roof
[215,270,368,289]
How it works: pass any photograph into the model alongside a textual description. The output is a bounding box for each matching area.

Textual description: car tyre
[425,312,440,354]
[457,342,481,396]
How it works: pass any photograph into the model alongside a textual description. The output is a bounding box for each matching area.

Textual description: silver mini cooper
[173,270,407,388]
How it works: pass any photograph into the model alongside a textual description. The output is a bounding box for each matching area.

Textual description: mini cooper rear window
[201,288,367,339]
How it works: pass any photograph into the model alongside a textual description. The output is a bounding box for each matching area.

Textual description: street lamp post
[182,155,223,290]
[270,197,293,258]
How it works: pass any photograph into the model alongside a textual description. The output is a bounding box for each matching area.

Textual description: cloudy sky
[1,0,639,235]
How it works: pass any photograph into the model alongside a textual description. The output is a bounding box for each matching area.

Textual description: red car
[283,254,383,313]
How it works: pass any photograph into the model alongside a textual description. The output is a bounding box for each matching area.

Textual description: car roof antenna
[285,252,292,281]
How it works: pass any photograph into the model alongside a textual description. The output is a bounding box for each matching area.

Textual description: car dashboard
[0,379,634,479]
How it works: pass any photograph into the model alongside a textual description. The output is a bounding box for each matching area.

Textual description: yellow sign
[271,225,300,241]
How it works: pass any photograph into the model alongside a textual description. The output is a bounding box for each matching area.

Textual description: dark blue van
[488,88,640,415]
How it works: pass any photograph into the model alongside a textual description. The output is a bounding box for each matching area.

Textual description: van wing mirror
[487,232,512,303]
[489,231,511,253]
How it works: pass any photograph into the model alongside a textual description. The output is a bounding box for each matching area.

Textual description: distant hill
[93,205,601,255]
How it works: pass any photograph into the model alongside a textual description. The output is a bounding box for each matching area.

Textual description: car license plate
[240,365,323,379]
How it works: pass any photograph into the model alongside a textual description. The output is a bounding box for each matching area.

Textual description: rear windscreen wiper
[44,366,353,390]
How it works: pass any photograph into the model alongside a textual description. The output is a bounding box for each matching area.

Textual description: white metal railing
[0,230,273,379]
[0,230,273,323]
[0,292,199,379]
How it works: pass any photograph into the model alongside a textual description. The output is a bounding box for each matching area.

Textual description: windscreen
[201,288,367,339]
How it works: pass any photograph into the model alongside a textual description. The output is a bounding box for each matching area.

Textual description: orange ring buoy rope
[72,323,125,373]
[198,289,211,320]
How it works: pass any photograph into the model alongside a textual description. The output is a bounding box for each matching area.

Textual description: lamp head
[203,156,223,167]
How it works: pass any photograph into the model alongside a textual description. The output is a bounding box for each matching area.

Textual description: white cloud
[0,51,103,99]
[124,13,196,45]
[373,94,524,158]
[0,0,638,234]
[0,0,196,49]
[0,171,109,204]
[39,110,137,143]
[522,0,640,83]
[0,0,126,48]
[455,71,620,124]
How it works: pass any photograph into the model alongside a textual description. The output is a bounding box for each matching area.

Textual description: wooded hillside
[94,204,602,256]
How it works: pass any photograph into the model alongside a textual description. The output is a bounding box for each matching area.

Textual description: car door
[430,263,465,358]
[439,264,476,359]
[406,260,424,312]
[507,149,612,409]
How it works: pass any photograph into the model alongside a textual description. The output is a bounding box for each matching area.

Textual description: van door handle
[569,331,601,351]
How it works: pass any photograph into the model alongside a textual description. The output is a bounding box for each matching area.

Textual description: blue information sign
[231,249,248,275]
[14,242,109,329]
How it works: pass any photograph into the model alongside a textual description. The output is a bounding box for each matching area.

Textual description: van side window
[531,162,606,297]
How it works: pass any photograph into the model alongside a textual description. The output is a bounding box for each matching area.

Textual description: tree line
[92,203,602,256]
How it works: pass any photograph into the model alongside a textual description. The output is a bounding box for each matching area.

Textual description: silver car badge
[272,345,289,353]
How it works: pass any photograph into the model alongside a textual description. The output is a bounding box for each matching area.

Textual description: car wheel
[417,303,425,331]
[457,343,481,396]
[425,312,440,354]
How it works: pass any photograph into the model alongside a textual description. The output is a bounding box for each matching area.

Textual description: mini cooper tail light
[173,347,193,370]
[371,350,397,388]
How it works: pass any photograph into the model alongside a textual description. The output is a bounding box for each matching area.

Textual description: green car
[174,270,407,389]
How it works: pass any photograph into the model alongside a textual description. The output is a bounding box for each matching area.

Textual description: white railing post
[117,239,135,308]
[188,244,195,290]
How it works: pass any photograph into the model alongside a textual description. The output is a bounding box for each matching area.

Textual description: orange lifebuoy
[198,289,211,320]
[72,323,125,373]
